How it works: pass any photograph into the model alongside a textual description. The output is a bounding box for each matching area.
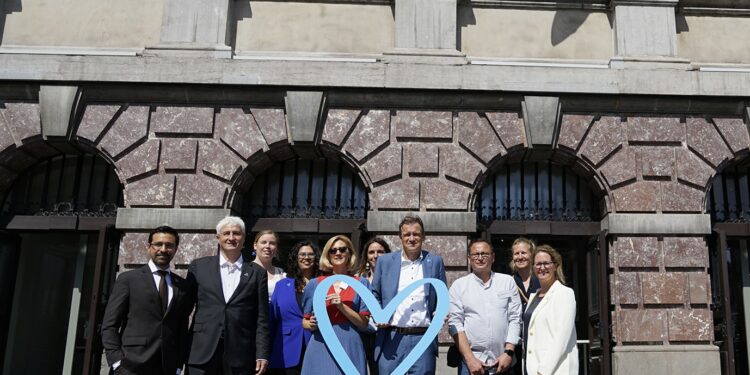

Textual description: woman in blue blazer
[268,241,320,375]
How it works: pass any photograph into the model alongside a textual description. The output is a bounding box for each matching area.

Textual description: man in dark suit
[372,215,447,375]
[102,225,194,375]
[186,216,270,375]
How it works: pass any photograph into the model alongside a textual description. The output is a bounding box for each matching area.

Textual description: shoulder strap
[516,284,529,304]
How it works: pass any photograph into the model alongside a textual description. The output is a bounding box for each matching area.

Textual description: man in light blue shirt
[449,240,522,375]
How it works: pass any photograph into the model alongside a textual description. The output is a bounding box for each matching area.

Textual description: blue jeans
[458,360,496,375]
[376,330,437,375]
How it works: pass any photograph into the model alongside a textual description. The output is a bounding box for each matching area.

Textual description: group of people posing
[101,214,578,375]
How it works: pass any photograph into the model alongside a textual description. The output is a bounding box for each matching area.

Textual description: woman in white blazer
[523,245,578,375]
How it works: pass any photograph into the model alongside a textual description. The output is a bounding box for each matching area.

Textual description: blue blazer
[268,277,312,369]
[371,250,447,315]
[371,250,446,358]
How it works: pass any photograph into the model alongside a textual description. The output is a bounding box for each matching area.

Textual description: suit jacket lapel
[140,265,164,316]
[165,273,183,316]
[390,252,402,302]
[529,281,558,327]
[227,261,252,304]
[421,250,432,299]
[209,255,227,304]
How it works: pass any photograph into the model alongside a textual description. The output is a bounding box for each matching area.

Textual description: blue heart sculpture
[313,274,449,375]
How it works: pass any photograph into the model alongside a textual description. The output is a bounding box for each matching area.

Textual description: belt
[389,326,429,335]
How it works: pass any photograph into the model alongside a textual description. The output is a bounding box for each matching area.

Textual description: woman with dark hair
[357,237,391,284]
[357,237,391,375]
[268,241,320,375]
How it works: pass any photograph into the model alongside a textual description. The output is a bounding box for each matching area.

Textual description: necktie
[156,270,168,315]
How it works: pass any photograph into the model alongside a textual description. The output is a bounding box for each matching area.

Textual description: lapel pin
[244,273,249,277]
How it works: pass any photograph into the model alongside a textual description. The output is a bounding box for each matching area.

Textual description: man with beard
[102,226,194,374]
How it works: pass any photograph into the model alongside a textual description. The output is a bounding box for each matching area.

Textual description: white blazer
[525,280,578,375]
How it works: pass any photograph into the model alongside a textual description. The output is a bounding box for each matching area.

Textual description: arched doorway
[475,159,609,375]
[233,156,368,263]
[0,152,122,375]
[706,162,750,375]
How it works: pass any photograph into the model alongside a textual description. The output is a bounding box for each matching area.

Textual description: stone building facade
[0,0,749,374]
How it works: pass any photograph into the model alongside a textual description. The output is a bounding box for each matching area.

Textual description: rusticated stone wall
[0,102,42,192]
[2,96,749,355]
[77,104,290,208]
[556,114,748,348]
[75,104,293,270]
[609,236,712,344]
[320,108,527,211]
[558,115,749,214]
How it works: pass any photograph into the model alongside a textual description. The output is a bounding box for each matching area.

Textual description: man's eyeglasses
[330,246,349,254]
[150,242,176,250]
[469,252,492,259]
[534,261,555,269]
[298,253,316,259]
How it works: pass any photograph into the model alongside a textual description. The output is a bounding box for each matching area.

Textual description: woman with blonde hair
[300,235,370,374]
[523,245,578,375]
[252,229,286,299]
[510,237,540,310]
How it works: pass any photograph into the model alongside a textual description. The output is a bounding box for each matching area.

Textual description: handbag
[447,344,460,368]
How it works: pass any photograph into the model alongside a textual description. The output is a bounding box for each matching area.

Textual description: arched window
[707,163,750,222]
[234,157,369,257]
[0,151,123,374]
[1,153,123,217]
[238,158,367,220]
[476,161,602,223]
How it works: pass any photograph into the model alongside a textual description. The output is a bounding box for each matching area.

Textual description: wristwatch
[504,349,515,356]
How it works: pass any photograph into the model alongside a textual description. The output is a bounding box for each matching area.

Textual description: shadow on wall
[676,13,689,33]
[456,5,477,51]
[0,0,23,45]
[227,1,253,51]
[550,10,590,46]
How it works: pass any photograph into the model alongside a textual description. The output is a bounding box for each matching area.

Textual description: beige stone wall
[1,0,163,48]
[459,7,613,60]
[677,15,750,64]
[235,1,394,54]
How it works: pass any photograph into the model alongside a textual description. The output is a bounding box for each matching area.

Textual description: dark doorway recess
[0,152,122,374]
[476,160,610,375]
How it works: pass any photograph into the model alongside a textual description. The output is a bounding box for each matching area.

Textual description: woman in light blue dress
[301,235,370,375]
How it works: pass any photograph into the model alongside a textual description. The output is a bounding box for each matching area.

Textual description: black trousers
[186,339,251,375]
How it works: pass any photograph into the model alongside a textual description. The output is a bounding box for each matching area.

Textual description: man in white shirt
[372,215,447,374]
[449,240,522,375]
[102,226,194,375]
[186,216,270,375]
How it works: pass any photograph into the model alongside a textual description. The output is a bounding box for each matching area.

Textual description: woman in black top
[510,237,540,375]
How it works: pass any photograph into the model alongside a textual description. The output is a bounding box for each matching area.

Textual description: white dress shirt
[148,260,174,306]
[390,252,430,327]
[448,272,522,365]
[266,266,286,301]
[219,253,244,303]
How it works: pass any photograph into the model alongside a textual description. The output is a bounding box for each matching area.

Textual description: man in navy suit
[102,225,194,375]
[372,215,447,375]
